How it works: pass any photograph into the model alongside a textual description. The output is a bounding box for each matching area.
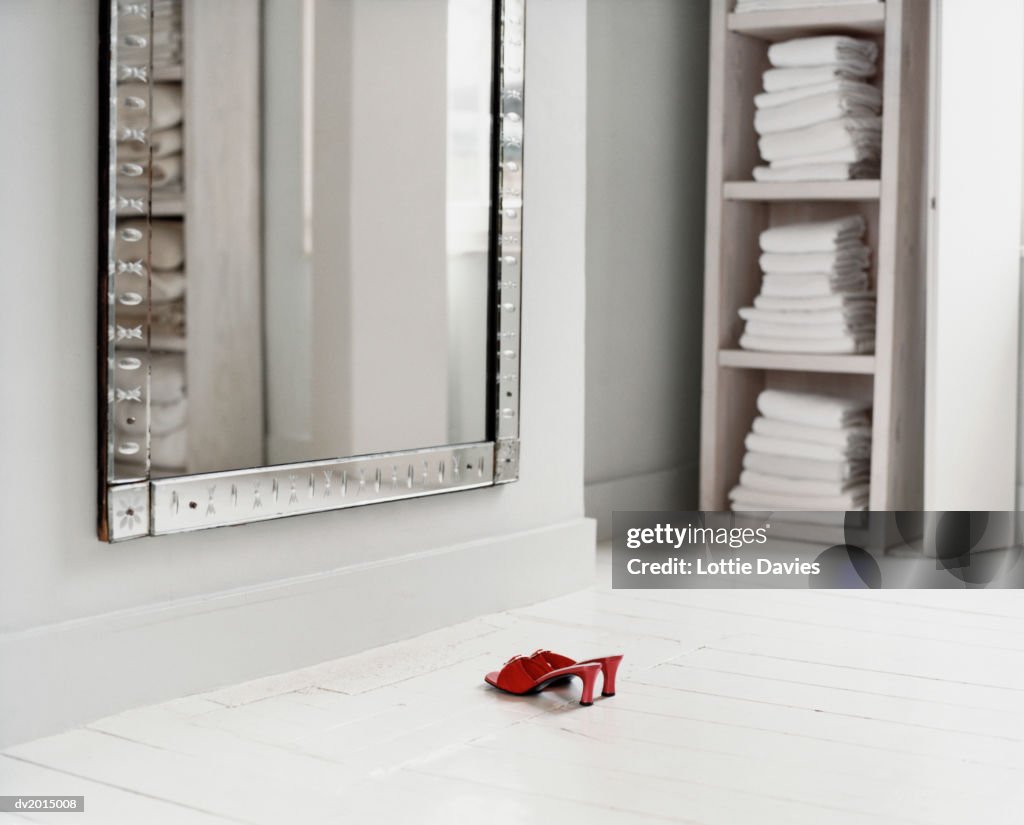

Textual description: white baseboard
[0,518,595,748]
[585,464,698,540]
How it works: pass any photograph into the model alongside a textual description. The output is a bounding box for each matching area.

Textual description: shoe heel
[576,663,601,706]
[599,655,623,696]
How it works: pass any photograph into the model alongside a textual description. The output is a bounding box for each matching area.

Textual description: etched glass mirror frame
[98,0,525,541]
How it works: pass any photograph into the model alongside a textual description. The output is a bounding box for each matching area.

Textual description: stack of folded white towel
[730,389,871,511]
[115,218,187,349]
[117,83,184,191]
[118,0,182,72]
[753,35,882,182]
[735,0,882,13]
[151,0,184,72]
[738,215,875,354]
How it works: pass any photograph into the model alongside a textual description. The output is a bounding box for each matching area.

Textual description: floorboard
[3,543,1022,824]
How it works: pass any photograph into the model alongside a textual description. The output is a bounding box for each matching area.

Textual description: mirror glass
[116,0,496,479]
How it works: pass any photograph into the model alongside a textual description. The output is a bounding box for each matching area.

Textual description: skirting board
[585,464,699,540]
[0,518,595,748]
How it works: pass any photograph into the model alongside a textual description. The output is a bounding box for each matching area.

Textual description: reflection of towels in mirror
[755,79,881,111]
[116,220,184,271]
[119,427,187,472]
[117,83,183,131]
[117,300,186,343]
[116,396,187,437]
[115,271,186,305]
[117,155,183,190]
[118,126,182,160]
[115,353,186,405]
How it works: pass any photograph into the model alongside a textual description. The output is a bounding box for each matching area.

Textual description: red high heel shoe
[484,655,602,706]
[529,650,623,696]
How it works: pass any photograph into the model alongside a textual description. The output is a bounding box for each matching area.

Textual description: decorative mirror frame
[98,0,526,541]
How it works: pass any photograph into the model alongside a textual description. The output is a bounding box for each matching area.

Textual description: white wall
[584,0,709,536]
[925,0,1024,510]
[0,0,593,747]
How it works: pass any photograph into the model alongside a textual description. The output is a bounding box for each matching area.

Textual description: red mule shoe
[484,655,602,706]
[529,650,623,697]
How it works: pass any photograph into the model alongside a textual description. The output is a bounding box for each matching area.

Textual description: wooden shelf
[698,0,927,510]
[724,180,881,201]
[719,349,876,375]
[727,4,886,40]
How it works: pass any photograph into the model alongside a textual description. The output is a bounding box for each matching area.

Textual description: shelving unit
[723,180,881,201]
[699,0,929,511]
[718,350,876,375]
[727,4,886,38]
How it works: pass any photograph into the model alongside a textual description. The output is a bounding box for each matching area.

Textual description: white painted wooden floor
[3,545,1024,824]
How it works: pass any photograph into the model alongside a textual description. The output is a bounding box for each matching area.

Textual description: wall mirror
[99,0,525,541]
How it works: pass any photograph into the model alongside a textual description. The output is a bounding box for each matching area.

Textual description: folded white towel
[116,395,188,436]
[116,219,185,271]
[768,36,879,69]
[755,79,882,110]
[770,146,881,168]
[751,416,871,449]
[754,292,874,311]
[744,450,869,482]
[117,83,183,131]
[760,247,870,274]
[758,388,871,429]
[739,306,874,326]
[760,273,869,297]
[763,64,877,93]
[745,432,871,461]
[758,117,882,162]
[755,91,881,135]
[729,484,870,511]
[740,470,866,498]
[736,0,881,13]
[118,126,183,160]
[759,215,865,253]
[740,334,874,354]
[753,162,879,182]
[745,321,875,340]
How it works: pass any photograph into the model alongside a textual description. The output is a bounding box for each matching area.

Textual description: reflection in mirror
[113,0,496,479]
